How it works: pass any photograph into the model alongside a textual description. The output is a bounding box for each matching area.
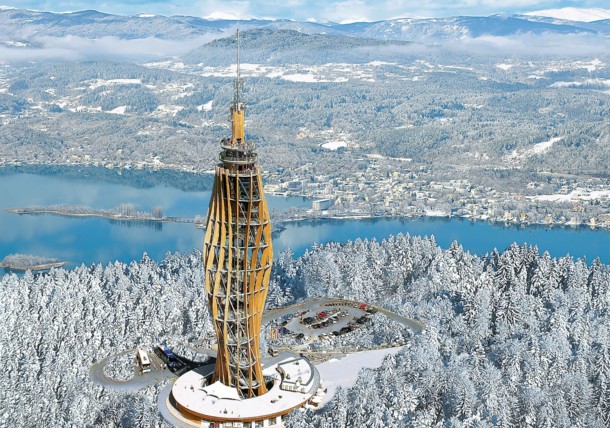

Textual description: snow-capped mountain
[524,7,610,23]
[0,8,217,39]
[332,15,596,41]
[0,7,606,45]
[0,7,341,41]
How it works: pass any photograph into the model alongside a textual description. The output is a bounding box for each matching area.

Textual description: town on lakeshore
[6,159,609,231]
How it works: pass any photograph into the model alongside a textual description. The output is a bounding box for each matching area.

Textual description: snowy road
[185,341,218,358]
[90,349,175,392]
[91,298,423,395]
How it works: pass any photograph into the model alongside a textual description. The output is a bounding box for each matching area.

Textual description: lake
[0,167,608,268]
[274,217,610,263]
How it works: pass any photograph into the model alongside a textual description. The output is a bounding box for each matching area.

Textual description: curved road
[90,349,175,392]
[92,299,424,392]
[265,298,425,333]
[184,341,218,358]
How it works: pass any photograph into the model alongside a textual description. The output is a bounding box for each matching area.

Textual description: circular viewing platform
[160,353,324,428]
[220,139,256,152]
[220,151,258,166]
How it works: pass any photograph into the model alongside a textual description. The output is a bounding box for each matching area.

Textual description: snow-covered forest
[284,237,610,427]
[1,235,609,427]
[0,252,212,427]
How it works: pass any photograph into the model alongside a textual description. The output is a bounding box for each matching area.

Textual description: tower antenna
[234,29,241,109]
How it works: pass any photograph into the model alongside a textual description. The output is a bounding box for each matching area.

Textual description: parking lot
[273,302,375,340]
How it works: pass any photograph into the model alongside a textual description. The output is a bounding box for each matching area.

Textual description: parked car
[155,346,179,369]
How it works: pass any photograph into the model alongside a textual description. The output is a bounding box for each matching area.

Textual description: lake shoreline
[3,163,610,231]
[1,166,608,268]
[276,212,610,234]
[9,205,607,236]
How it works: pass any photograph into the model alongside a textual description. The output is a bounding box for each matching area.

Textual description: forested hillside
[1,236,608,426]
[181,29,410,66]
[284,238,610,427]
[3,52,610,179]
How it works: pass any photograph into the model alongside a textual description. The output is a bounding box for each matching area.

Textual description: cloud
[2,26,608,65]
[450,31,610,56]
[355,31,610,58]
[195,0,255,19]
[0,33,226,63]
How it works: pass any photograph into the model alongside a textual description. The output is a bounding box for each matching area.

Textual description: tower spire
[234,29,242,110]
[230,29,245,144]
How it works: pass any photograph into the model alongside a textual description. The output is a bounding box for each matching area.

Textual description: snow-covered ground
[366,154,412,162]
[197,100,213,111]
[507,136,563,161]
[317,129,354,151]
[369,61,396,67]
[316,347,403,407]
[492,59,606,80]
[581,58,604,73]
[87,78,142,89]
[147,61,416,84]
[425,209,449,217]
[108,105,127,115]
[3,40,29,47]
[550,78,610,89]
[282,73,325,83]
[321,141,347,150]
[528,136,562,155]
[142,58,610,91]
[153,104,183,117]
[524,7,610,22]
[532,189,610,202]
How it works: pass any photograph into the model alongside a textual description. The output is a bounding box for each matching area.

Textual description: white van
[137,348,151,374]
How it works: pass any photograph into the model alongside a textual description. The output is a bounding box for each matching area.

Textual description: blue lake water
[0,168,608,268]
[274,217,610,263]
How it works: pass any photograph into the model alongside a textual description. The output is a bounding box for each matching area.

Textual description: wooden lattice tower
[202,30,273,398]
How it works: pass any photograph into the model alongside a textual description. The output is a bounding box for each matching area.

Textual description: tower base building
[160,353,324,428]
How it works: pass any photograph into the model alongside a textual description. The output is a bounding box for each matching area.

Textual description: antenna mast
[234,29,242,109]
[229,29,246,144]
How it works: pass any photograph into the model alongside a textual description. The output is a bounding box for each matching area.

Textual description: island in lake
[6,204,206,228]
[7,204,290,233]
[0,254,69,271]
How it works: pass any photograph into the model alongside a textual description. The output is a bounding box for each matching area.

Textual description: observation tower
[160,31,322,428]
[202,29,273,399]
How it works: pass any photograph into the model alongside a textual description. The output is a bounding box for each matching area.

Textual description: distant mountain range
[1,6,610,45]
[524,7,610,23]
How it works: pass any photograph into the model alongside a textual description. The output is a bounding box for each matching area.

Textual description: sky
[0,0,608,22]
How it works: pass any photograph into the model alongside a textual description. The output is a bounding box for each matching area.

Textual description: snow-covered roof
[277,358,315,389]
[171,355,320,421]
[202,381,241,401]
